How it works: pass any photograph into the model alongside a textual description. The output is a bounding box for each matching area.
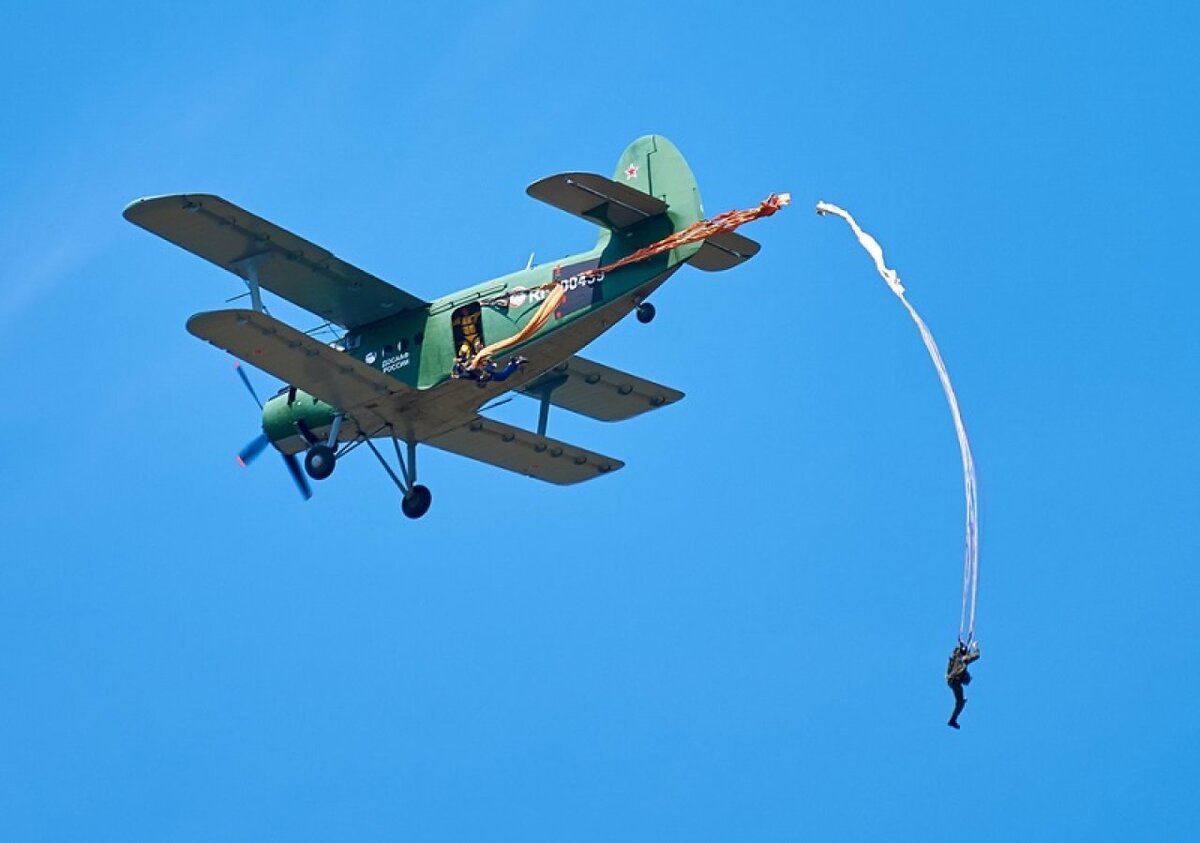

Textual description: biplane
[124,135,774,518]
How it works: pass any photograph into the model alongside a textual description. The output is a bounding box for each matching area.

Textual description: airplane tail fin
[527,135,761,270]
[609,135,704,240]
[606,136,759,271]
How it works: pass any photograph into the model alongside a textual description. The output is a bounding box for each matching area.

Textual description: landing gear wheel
[401,484,433,519]
[304,444,336,480]
[636,302,656,324]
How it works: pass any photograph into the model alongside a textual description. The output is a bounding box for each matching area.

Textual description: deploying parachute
[816,201,980,647]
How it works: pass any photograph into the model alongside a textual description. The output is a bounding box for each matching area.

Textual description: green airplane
[124,135,775,518]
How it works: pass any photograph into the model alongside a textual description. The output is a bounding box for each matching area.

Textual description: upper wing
[519,355,684,422]
[426,416,623,485]
[526,172,669,231]
[124,194,426,328]
[187,308,415,413]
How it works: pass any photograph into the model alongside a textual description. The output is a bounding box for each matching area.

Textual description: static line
[465,193,791,373]
[816,201,980,642]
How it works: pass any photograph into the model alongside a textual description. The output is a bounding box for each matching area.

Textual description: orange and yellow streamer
[466,192,790,371]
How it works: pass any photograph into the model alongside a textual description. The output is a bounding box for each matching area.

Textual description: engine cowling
[260,387,340,454]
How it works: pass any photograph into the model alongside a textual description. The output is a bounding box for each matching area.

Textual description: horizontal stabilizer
[519,355,684,422]
[526,172,669,231]
[186,309,415,413]
[689,231,761,271]
[124,194,426,328]
[427,416,623,485]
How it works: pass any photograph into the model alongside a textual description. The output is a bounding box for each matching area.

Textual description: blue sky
[2,2,1196,839]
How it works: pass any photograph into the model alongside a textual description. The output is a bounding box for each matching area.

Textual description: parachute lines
[817,201,980,642]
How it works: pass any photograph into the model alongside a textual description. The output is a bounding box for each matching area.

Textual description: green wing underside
[124,194,426,329]
[519,355,684,422]
[186,309,415,413]
[426,416,623,485]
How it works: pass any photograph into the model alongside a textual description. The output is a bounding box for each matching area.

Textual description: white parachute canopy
[817,201,980,643]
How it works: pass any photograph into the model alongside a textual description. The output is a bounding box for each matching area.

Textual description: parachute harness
[816,201,980,645]
[458,193,791,374]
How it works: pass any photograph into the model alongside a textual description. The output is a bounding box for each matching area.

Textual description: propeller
[233,362,312,500]
[282,452,313,501]
[234,361,263,409]
[237,432,271,467]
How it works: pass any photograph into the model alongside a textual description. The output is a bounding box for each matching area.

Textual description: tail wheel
[401,484,433,519]
[636,302,656,324]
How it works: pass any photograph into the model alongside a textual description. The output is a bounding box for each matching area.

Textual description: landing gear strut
[303,412,343,480]
[636,302,656,324]
[363,433,434,520]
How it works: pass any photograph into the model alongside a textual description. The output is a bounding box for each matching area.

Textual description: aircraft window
[384,344,394,355]
[399,338,409,352]
[414,332,424,345]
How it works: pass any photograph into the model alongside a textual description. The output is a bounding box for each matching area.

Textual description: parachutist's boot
[948,718,960,729]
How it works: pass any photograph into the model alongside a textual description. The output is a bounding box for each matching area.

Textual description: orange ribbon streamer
[585,192,790,279]
[464,192,789,372]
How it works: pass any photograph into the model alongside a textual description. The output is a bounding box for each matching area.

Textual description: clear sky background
[2,2,1196,839]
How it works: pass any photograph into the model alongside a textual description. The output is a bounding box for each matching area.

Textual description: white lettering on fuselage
[480,270,605,310]
[382,352,410,374]
[529,271,605,302]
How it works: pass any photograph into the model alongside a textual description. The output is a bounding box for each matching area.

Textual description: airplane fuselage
[260,233,688,449]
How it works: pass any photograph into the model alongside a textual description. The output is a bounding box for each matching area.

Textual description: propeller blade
[237,433,271,467]
[282,452,313,501]
[234,361,263,409]
[231,361,309,500]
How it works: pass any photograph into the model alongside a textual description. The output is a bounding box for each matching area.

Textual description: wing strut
[232,253,269,314]
[524,370,569,436]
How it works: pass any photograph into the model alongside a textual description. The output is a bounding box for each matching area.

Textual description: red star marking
[625,164,638,180]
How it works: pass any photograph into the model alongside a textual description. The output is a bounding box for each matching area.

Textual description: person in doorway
[452,344,476,380]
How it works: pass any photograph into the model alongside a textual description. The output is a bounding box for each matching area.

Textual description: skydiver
[946,640,980,729]
[485,355,528,383]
